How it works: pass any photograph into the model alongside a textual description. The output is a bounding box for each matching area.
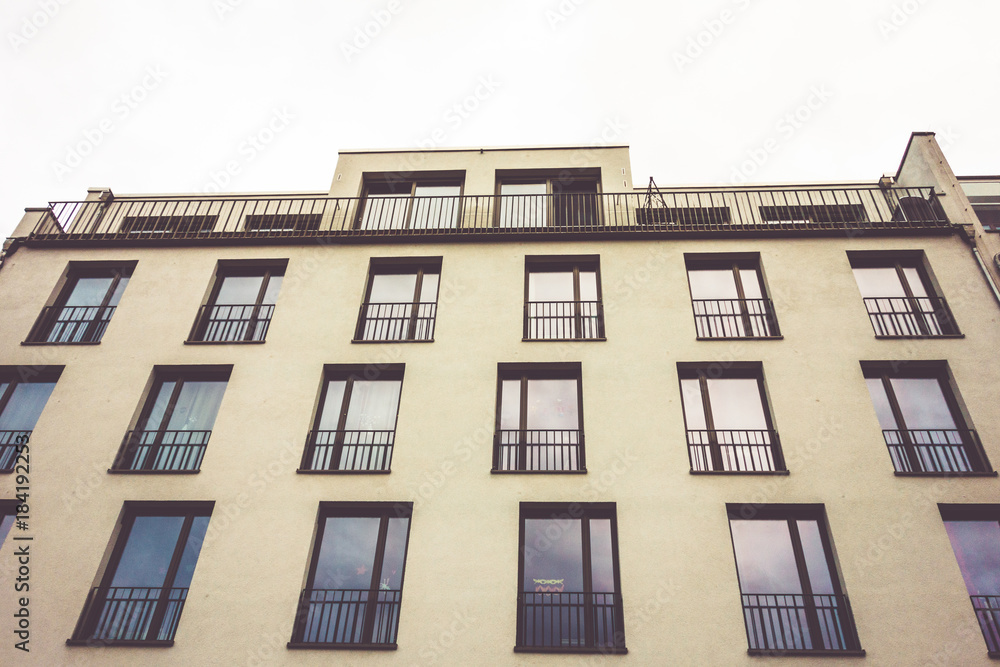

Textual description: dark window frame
[523,255,605,341]
[354,257,441,343]
[188,259,287,344]
[0,366,62,473]
[495,169,603,229]
[861,360,992,476]
[677,362,786,474]
[725,503,864,656]
[68,500,214,647]
[848,250,961,338]
[355,171,465,231]
[684,253,781,339]
[515,502,627,654]
[111,365,232,474]
[25,261,135,345]
[298,364,405,474]
[288,501,413,650]
[493,362,586,473]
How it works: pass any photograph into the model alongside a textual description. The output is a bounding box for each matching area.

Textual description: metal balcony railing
[518,591,624,650]
[862,296,960,337]
[355,302,436,341]
[493,429,584,472]
[301,430,394,472]
[26,305,117,343]
[687,429,785,472]
[113,429,211,472]
[882,429,989,474]
[293,588,401,646]
[29,187,948,242]
[972,595,1000,653]
[190,303,275,342]
[0,431,30,472]
[691,298,779,338]
[74,586,188,642]
[741,593,861,653]
[524,301,604,340]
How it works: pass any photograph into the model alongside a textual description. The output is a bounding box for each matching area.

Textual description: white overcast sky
[1,0,998,239]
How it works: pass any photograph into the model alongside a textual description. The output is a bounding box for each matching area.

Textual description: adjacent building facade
[0,132,997,664]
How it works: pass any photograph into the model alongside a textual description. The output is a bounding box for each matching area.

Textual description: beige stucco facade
[0,135,997,665]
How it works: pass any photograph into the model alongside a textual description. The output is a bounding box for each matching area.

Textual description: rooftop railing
[27,186,949,243]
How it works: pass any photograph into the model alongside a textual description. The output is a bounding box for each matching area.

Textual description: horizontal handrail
[494,429,584,472]
[687,429,784,472]
[518,591,623,649]
[355,302,436,341]
[302,429,395,471]
[26,304,117,343]
[294,588,401,645]
[190,303,275,342]
[691,298,779,338]
[524,300,604,340]
[862,296,960,337]
[114,429,211,471]
[882,429,988,473]
[741,592,861,652]
[76,586,188,642]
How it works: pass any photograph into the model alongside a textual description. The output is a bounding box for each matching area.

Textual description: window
[112,367,230,472]
[69,501,213,645]
[849,251,960,337]
[299,365,403,473]
[289,502,411,648]
[493,363,584,472]
[496,170,600,228]
[26,262,133,344]
[759,203,867,224]
[862,361,991,474]
[120,215,218,236]
[939,505,1000,656]
[189,261,285,343]
[357,173,463,230]
[0,367,60,472]
[516,503,625,653]
[685,254,779,339]
[354,258,440,342]
[727,504,863,655]
[524,256,604,341]
[678,363,784,473]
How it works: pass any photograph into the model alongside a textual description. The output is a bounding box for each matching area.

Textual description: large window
[189,261,285,343]
[524,256,604,341]
[354,258,440,342]
[849,251,960,337]
[289,503,412,648]
[69,501,213,645]
[493,363,584,472]
[112,367,230,472]
[685,254,779,339]
[496,171,600,228]
[678,363,784,473]
[0,367,61,472]
[862,361,990,474]
[516,503,626,653]
[939,505,1000,656]
[357,174,463,230]
[299,365,403,473]
[727,504,863,655]
[26,262,133,344]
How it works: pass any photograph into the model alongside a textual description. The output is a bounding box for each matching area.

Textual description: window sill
[21,340,101,346]
[695,336,783,341]
[893,470,997,477]
[988,650,999,659]
[492,469,587,474]
[107,469,201,475]
[747,649,865,657]
[184,340,266,345]
[351,338,433,344]
[287,642,397,650]
[522,337,607,343]
[690,469,789,475]
[873,334,964,339]
[514,646,627,654]
[296,469,391,474]
[66,638,174,648]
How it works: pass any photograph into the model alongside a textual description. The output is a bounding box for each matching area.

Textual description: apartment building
[0,132,997,665]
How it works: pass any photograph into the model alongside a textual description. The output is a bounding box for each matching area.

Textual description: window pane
[901,267,929,298]
[318,381,347,430]
[344,381,401,431]
[111,516,185,588]
[411,185,460,229]
[500,183,547,228]
[108,276,130,307]
[590,519,616,593]
[739,269,764,299]
[370,274,417,303]
[313,517,380,590]
[797,520,835,594]
[526,380,578,430]
[500,380,521,430]
[730,520,802,594]
[688,269,739,299]
[379,518,410,590]
[944,521,1000,596]
[0,383,57,430]
[65,277,114,306]
[165,381,227,431]
[579,271,598,301]
[215,275,265,305]
[0,514,14,546]
[261,275,282,305]
[173,516,210,588]
[419,273,439,303]
[706,378,767,430]
[864,378,898,430]
[680,378,707,430]
[523,518,583,591]
[528,272,574,302]
[142,381,176,431]
[852,267,905,298]
[889,378,957,429]
[362,193,409,229]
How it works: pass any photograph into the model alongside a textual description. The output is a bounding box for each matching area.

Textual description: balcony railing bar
[862,296,960,337]
[882,429,987,473]
[32,187,948,241]
[114,429,210,472]
[356,302,437,341]
[691,298,779,338]
[494,429,584,472]
[303,430,394,472]
[77,586,188,642]
[0,430,30,472]
[192,303,275,342]
[294,588,401,645]
[741,593,860,652]
[518,591,622,649]
[687,429,784,472]
[525,301,604,340]
[972,595,1000,653]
